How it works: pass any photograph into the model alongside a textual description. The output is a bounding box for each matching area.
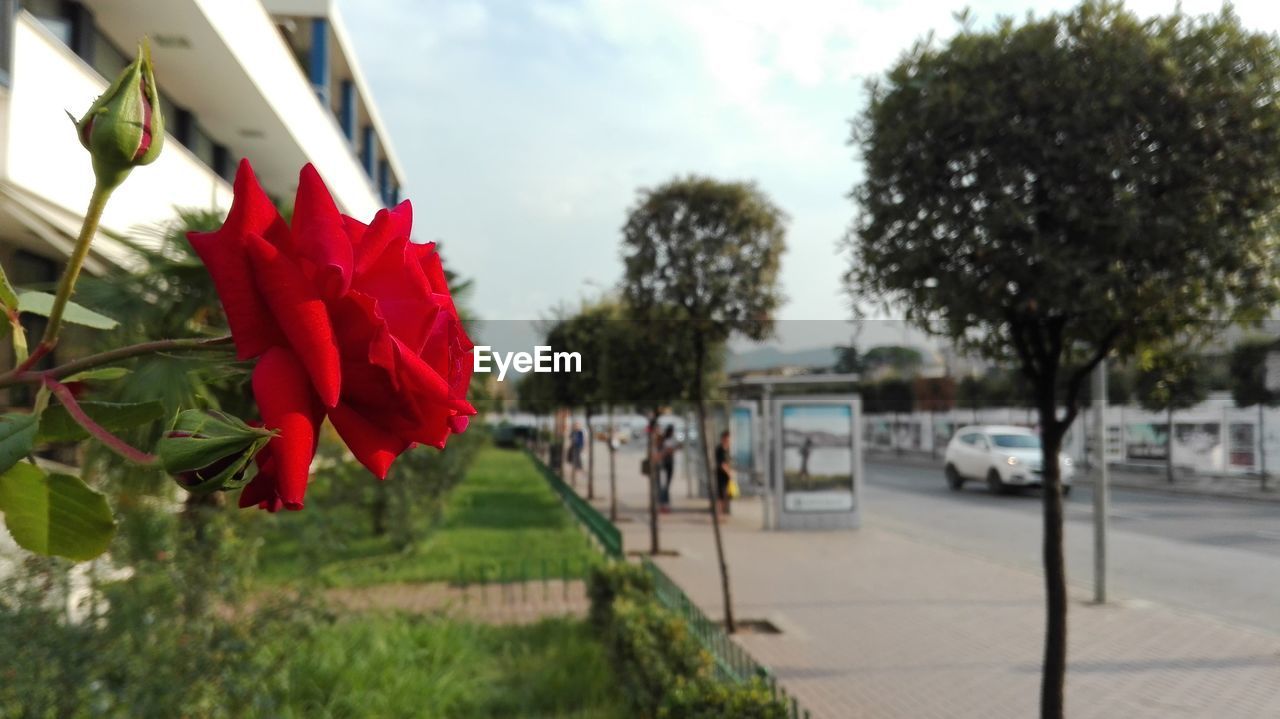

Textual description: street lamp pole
[1092,359,1109,604]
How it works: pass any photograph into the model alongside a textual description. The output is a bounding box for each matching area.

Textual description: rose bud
[71,39,164,190]
[157,410,273,496]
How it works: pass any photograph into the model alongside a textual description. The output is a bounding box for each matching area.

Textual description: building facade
[0,0,404,307]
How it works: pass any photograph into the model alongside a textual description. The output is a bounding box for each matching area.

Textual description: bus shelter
[723,374,863,531]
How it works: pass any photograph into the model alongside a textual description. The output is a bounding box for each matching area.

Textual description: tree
[833,344,864,374]
[516,366,557,456]
[545,303,617,499]
[1228,336,1280,490]
[623,176,786,633]
[862,345,924,376]
[1133,346,1209,484]
[602,302,719,549]
[846,4,1280,715]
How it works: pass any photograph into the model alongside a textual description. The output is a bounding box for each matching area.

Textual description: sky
[337,0,1280,351]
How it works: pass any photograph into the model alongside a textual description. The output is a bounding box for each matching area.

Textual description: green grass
[256,448,601,587]
[263,615,632,718]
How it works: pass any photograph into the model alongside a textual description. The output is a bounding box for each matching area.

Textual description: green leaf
[0,463,115,561]
[18,291,118,330]
[0,263,18,314]
[0,413,38,474]
[37,401,164,443]
[157,410,272,495]
[62,367,131,383]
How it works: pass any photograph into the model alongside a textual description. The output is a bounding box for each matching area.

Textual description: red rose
[189,160,475,511]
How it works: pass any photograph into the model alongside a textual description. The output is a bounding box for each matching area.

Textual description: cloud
[338,0,1280,328]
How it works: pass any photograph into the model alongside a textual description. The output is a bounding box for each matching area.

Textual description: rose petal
[329,402,411,479]
[245,232,343,408]
[187,160,287,359]
[354,200,412,277]
[293,164,354,298]
[239,347,322,511]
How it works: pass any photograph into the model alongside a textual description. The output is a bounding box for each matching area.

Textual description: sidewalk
[867,449,1280,504]
[582,442,1280,719]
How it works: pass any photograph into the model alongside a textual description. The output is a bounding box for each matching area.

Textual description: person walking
[714,430,733,516]
[568,422,585,485]
[659,425,679,511]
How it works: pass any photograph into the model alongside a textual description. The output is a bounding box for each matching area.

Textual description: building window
[175,109,217,169]
[0,0,15,85]
[361,125,376,177]
[87,24,126,78]
[212,143,233,183]
[23,0,73,45]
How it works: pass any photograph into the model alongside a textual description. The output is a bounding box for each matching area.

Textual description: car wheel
[986,469,1006,495]
[945,464,964,491]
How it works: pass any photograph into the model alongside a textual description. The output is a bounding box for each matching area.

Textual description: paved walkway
[581,442,1280,719]
[325,581,588,625]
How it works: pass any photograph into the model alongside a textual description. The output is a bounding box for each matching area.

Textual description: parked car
[943,425,1074,495]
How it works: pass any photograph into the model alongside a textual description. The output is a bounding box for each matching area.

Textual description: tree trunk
[1259,404,1268,491]
[371,482,388,536]
[1166,406,1174,484]
[586,409,595,500]
[608,404,618,522]
[693,339,735,633]
[1037,398,1068,719]
[648,415,660,554]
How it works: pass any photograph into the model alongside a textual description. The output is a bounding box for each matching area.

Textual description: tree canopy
[847,1,1280,406]
[623,176,786,345]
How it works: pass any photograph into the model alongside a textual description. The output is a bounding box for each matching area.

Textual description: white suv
[943,425,1074,495]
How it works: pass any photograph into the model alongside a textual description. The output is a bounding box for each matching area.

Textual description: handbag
[727,478,740,498]
[641,458,651,474]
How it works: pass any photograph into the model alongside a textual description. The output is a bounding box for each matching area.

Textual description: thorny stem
[0,335,234,389]
[44,377,157,466]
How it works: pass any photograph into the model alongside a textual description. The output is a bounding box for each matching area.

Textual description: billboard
[780,403,855,512]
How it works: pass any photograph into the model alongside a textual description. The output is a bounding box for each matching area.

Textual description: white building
[0,0,408,615]
[0,0,405,324]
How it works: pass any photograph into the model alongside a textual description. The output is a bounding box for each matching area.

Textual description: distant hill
[727,346,838,373]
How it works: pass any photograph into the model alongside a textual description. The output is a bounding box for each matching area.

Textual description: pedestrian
[568,421,585,485]
[714,429,733,516]
[659,425,679,511]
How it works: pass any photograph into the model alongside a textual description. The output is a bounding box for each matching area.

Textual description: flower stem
[0,335,233,389]
[35,181,112,355]
[44,377,157,466]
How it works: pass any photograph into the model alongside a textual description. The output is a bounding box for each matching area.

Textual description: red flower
[189,160,475,511]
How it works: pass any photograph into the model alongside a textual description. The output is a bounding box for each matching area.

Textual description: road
[865,459,1280,634]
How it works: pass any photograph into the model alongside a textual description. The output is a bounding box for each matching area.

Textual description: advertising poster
[730,406,754,474]
[1173,422,1221,469]
[1228,423,1255,469]
[1125,423,1167,461]
[781,404,855,512]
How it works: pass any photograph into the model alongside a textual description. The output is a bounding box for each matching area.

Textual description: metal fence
[527,449,813,719]
[642,558,813,719]
[527,449,624,559]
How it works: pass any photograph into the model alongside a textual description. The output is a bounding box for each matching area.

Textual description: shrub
[587,561,654,630]
[589,561,790,718]
[604,597,714,714]
[660,678,789,719]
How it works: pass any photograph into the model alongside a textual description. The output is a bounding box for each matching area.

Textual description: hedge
[588,563,788,718]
